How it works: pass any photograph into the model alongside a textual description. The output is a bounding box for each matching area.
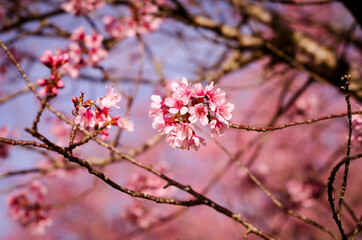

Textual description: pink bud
[112,115,120,121]
[40,50,53,68]
[39,87,49,96]
[36,78,48,86]
[56,80,65,89]
[51,86,58,95]
[62,54,70,64]
[72,96,78,103]
[50,74,56,81]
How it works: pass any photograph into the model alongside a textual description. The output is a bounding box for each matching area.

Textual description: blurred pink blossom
[7,181,52,235]
[61,0,105,16]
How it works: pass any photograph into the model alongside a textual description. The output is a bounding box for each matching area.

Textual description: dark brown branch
[0,8,65,33]
[230,111,362,132]
[327,153,362,240]
[0,137,48,149]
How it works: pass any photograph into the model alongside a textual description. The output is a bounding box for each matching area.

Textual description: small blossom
[205,82,226,111]
[210,119,227,137]
[117,115,134,132]
[40,50,69,69]
[192,83,205,98]
[75,106,96,130]
[70,26,86,42]
[61,0,105,16]
[97,85,121,110]
[215,100,234,125]
[188,103,208,126]
[103,0,164,40]
[164,92,189,115]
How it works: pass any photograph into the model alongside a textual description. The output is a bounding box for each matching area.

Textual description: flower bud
[51,86,58,95]
[40,50,53,68]
[72,96,78,103]
[56,80,65,89]
[50,74,57,81]
[36,78,48,86]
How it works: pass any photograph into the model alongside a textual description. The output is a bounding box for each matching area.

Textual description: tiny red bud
[72,96,78,103]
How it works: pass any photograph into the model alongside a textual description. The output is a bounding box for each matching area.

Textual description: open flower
[75,106,96,130]
[97,85,121,110]
[164,92,189,115]
[188,103,209,126]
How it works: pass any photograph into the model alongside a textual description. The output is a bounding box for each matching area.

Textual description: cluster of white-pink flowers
[61,0,105,16]
[7,181,52,235]
[150,78,234,150]
[73,85,133,140]
[103,0,166,40]
[59,26,108,78]
[36,50,69,96]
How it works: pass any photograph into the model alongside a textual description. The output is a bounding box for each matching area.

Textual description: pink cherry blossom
[117,115,134,131]
[205,82,226,111]
[97,85,121,110]
[103,0,165,40]
[7,181,52,235]
[188,103,209,126]
[128,169,174,197]
[126,203,158,229]
[58,28,108,78]
[286,180,323,209]
[61,0,105,16]
[150,78,233,150]
[192,82,206,98]
[75,106,96,130]
[171,77,191,98]
[210,119,227,137]
[215,100,235,125]
[73,85,132,138]
[150,95,163,110]
[40,50,69,69]
[164,92,189,115]
[70,26,86,42]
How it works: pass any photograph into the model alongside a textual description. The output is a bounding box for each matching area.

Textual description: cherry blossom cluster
[126,203,158,229]
[73,85,133,140]
[128,165,174,197]
[38,156,77,178]
[103,0,166,40]
[150,78,234,150]
[7,181,52,235]
[59,27,108,78]
[352,114,362,146]
[61,0,105,16]
[286,180,324,209]
[36,50,69,96]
